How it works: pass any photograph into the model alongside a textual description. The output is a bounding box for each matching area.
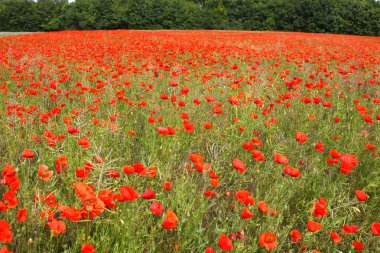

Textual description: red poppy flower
[150,201,164,216]
[74,182,96,201]
[162,181,172,191]
[252,149,265,162]
[142,189,156,200]
[355,190,369,202]
[258,232,278,250]
[204,123,213,129]
[76,167,90,180]
[251,138,263,147]
[81,244,96,253]
[371,222,380,235]
[330,149,341,158]
[232,158,246,173]
[67,125,80,134]
[21,148,35,159]
[3,191,18,209]
[295,131,308,144]
[183,120,195,133]
[106,170,120,178]
[340,154,359,174]
[38,165,53,181]
[84,197,105,218]
[210,179,219,187]
[0,220,12,243]
[5,177,20,193]
[289,229,302,243]
[98,190,117,209]
[116,186,139,202]
[356,105,368,114]
[307,220,323,232]
[48,220,66,236]
[314,142,325,152]
[330,231,342,244]
[55,155,68,174]
[342,224,358,234]
[365,144,376,150]
[143,166,156,178]
[127,130,136,136]
[204,190,216,197]
[122,165,135,174]
[235,190,255,206]
[193,99,201,105]
[2,164,16,179]
[17,208,27,222]
[156,127,177,136]
[273,153,288,164]
[258,201,270,214]
[283,165,301,178]
[204,247,216,253]
[312,197,328,218]
[327,158,339,164]
[352,241,364,250]
[156,127,168,136]
[241,207,253,219]
[189,153,204,164]
[60,206,81,221]
[363,115,373,124]
[170,80,178,87]
[0,246,13,253]
[218,234,233,251]
[162,210,179,229]
[243,142,254,150]
[78,137,91,148]
[133,163,146,176]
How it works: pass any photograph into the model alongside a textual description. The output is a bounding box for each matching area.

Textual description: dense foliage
[0,0,379,35]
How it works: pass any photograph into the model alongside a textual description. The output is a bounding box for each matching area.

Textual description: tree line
[0,0,379,36]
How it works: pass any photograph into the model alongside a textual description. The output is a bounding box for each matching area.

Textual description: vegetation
[0,0,379,35]
[0,30,379,252]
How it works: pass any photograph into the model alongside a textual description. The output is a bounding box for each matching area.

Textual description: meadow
[0,30,379,253]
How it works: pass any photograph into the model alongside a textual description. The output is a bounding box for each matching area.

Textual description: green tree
[0,0,42,31]
[37,0,68,31]
[0,0,378,35]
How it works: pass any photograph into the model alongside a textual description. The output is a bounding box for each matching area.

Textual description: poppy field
[0,31,379,253]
